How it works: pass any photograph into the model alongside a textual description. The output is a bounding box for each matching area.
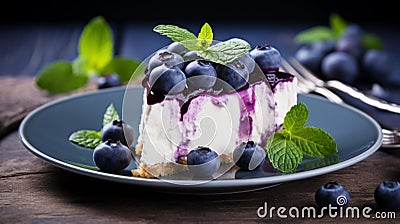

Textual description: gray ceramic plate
[19,86,382,194]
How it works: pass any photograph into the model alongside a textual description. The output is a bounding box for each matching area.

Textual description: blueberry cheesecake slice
[132,24,297,178]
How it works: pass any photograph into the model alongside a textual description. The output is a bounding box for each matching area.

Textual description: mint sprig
[267,102,338,173]
[102,103,120,126]
[36,16,140,94]
[294,13,383,50]
[69,130,102,149]
[153,22,250,65]
[69,103,120,149]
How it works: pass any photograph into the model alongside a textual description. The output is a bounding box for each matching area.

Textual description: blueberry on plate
[186,146,220,178]
[101,120,135,147]
[185,60,217,89]
[233,141,266,171]
[97,74,122,89]
[93,139,132,173]
[315,181,350,208]
[249,44,281,72]
[374,180,400,210]
[148,64,186,95]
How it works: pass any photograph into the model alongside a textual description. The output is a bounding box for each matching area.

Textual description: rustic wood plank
[1,131,399,223]
[0,76,98,139]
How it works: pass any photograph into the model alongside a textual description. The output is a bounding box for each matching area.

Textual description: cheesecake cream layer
[134,78,297,177]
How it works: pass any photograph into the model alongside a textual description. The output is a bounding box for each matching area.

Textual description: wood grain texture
[0,76,98,139]
[1,131,400,223]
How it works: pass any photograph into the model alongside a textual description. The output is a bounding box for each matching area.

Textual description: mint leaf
[78,16,113,72]
[153,24,197,50]
[36,61,88,93]
[197,39,251,65]
[294,26,335,43]
[72,56,94,77]
[69,130,102,149]
[329,13,347,38]
[363,33,384,50]
[267,132,303,173]
[266,103,338,173]
[283,102,308,131]
[197,22,213,50]
[291,126,338,157]
[103,103,120,126]
[101,57,141,82]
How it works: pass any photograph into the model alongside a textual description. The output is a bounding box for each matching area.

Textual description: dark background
[2,0,399,26]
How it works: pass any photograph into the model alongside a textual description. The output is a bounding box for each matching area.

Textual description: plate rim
[18,86,383,192]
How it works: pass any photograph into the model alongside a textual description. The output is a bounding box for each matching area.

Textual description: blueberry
[233,141,266,171]
[101,120,135,147]
[185,60,217,89]
[183,50,202,61]
[97,74,122,89]
[238,53,256,74]
[362,49,390,83]
[336,24,364,59]
[321,51,359,83]
[186,146,221,178]
[315,181,350,208]
[167,42,189,56]
[374,180,400,210]
[249,44,281,72]
[293,41,335,74]
[215,62,249,91]
[93,139,132,173]
[147,49,184,74]
[148,64,186,95]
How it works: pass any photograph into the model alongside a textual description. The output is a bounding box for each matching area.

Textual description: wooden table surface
[1,21,400,223]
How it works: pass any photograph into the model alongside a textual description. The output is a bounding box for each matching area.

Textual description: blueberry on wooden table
[374,180,400,210]
[315,181,350,208]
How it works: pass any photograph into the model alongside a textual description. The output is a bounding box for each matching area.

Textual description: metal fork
[281,57,400,149]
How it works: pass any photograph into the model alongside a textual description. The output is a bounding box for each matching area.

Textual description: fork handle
[325,80,400,114]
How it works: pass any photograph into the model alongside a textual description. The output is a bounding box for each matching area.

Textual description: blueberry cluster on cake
[132,25,297,178]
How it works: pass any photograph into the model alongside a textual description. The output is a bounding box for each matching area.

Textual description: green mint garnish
[69,130,102,149]
[36,16,140,94]
[36,61,88,94]
[154,22,250,65]
[102,103,120,126]
[69,103,121,149]
[78,16,113,74]
[294,13,383,50]
[197,39,251,65]
[153,24,197,45]
[196,22,213,50]
[267,102,338,173]
[100,57,141,83]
